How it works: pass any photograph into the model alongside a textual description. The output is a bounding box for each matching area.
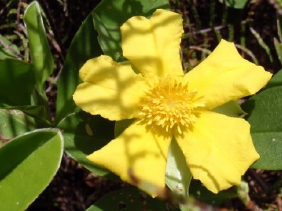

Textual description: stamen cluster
[139,75,205,134]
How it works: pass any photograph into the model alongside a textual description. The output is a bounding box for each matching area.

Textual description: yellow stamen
[139,75,205,134]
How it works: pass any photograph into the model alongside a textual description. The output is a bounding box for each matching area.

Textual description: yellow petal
[121,9,184,77]
[87,120,172,191]
[184,40,272,109]
[175,111,259,193]
[73,55,147,121]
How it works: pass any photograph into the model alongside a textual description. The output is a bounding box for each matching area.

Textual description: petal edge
[175,111,259,193]
[185,40,272,109]
[87,121,172,192]
[73,55,147,120]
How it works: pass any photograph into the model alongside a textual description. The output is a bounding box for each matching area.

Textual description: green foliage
[23,1,54,93]
[0,129,63,211]
[0,59,34,107]
[55,10,103,123]
[0,2,60,210]
[242,72,282,169]
[0,58,51,125]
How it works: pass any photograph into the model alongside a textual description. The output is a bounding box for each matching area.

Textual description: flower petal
[184,40,272,109]
[87,120,172,191]
[73,55,147,121]
[121,9,183,77]
[175,111,259,193]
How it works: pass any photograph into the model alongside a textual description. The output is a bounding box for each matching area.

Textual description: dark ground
[1,0,282,210]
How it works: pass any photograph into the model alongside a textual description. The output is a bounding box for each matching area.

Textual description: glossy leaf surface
[23,1,54,91]
[0,129,63,211]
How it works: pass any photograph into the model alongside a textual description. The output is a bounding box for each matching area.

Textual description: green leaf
[165,138,192,200]
[0,59,35,106]
[242,86,282,169]
[218,0,248,9]
[57,111,117,178]
[93,0,170,61]
[23,1,54,91]
[0,128,63,211]
[250,132,282,169]
[55,11,103,123]
[0,109,35,142]
[86,187,180,211]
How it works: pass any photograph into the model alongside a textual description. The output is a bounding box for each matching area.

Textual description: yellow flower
[73,9,272,194]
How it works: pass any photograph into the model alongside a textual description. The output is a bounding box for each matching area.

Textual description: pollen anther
[139,75,205,134]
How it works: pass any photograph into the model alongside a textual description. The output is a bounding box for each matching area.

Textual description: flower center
[139,75,205,134]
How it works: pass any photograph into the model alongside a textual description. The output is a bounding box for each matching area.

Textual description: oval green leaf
[23,1,54,92]
[0,128,64,211]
